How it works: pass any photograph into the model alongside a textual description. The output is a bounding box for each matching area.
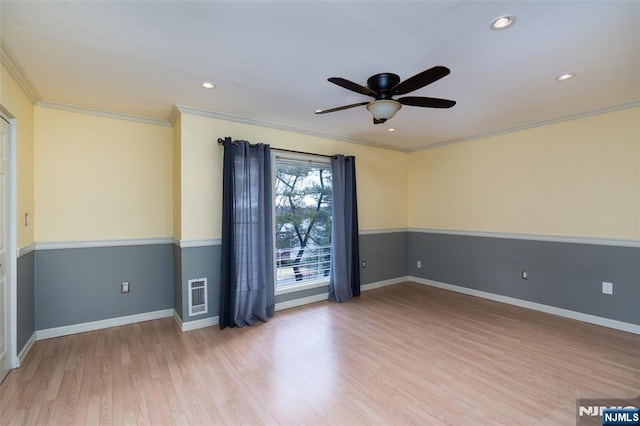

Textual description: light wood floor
[1,282,639,425]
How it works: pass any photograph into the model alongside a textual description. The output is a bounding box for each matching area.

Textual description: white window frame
[272,152,331,296]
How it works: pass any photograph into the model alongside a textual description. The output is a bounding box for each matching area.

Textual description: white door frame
[0,105,18,371]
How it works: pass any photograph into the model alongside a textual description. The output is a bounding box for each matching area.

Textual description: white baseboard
[173,309,182,331]
[178,313,220,332]
[29,277,407,338]
[275,293,328,311]
[361,276,408,292]
[173,309,183,329]
[173,294,331,332]
[409,276,640,335]
[17,332,36,367]
[175,292,332,331]
[273,276,406,312]
[36,309,174,340]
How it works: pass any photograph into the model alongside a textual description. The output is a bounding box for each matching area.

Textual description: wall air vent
[188,278,208,316]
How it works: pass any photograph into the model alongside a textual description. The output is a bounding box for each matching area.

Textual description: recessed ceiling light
[556,73,575,81]
[202,82,215,89]
[490,15,516,30]
[387,128,396,132]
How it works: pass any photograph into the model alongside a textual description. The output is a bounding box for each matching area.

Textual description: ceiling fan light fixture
[490,15,516,30]
[366,100,402,120]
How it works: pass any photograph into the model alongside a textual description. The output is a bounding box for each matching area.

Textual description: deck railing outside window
[276,244,331,286]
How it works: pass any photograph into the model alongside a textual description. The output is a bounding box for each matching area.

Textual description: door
[0,116,10,382]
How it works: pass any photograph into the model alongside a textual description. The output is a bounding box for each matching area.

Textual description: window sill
[275,279,329,296]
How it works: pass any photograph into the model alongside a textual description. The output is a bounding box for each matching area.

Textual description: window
[274,155,332,291]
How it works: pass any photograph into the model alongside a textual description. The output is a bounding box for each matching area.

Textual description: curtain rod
[217,137,333,159]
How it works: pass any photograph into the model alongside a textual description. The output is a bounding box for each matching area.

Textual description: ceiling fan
[315,66,456,124]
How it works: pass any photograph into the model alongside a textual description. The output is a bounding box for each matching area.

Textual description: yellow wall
[173,114,182,240]
[1,63,35,248]
[13,81,636,244]
[178,113,409,240]
[408,107,640,240]
[33,106,173,241]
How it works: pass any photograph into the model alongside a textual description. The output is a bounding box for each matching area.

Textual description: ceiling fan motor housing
[367,73,401,99]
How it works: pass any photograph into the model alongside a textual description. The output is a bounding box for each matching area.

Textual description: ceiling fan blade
[328,77,377,97]
[373,118,387,125]
[315,101,369,114]
[398,96,456,108]
[392,66,451,96]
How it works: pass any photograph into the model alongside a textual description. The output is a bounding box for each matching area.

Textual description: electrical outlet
[121,281,130,293]
[362,260,367,268]
[417,260,422,269]
[521,270,528,280]
[602,281,613,295]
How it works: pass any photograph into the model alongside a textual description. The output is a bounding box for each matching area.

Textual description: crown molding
[0,42,41,104]
[0,42,171,128]
[5,33,634,154]
[167,105,181,126]
[174,104,406,153]
[411,101,640,152]
[36,101,171,127]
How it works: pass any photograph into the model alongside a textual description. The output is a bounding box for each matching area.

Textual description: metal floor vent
[188,278,208,316]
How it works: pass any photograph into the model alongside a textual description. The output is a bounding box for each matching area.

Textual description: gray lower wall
[35,244,174,329]
[16,231,406,341]
[408,232,640,326]
[18,229,634,346]
[173,244,183,319]
[17,251,35,353]
[360,232,408,284]
[275,285,329,303]
[175,232,409,322]
[178,245,221,323]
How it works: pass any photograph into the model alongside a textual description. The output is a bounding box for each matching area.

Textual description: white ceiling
[1,1,639,151]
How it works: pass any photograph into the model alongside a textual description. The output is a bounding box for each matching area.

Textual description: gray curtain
[329,155,361,302]
[219,138,275,328]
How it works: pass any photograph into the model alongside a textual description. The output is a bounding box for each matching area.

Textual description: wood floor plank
[1,282,638,425]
